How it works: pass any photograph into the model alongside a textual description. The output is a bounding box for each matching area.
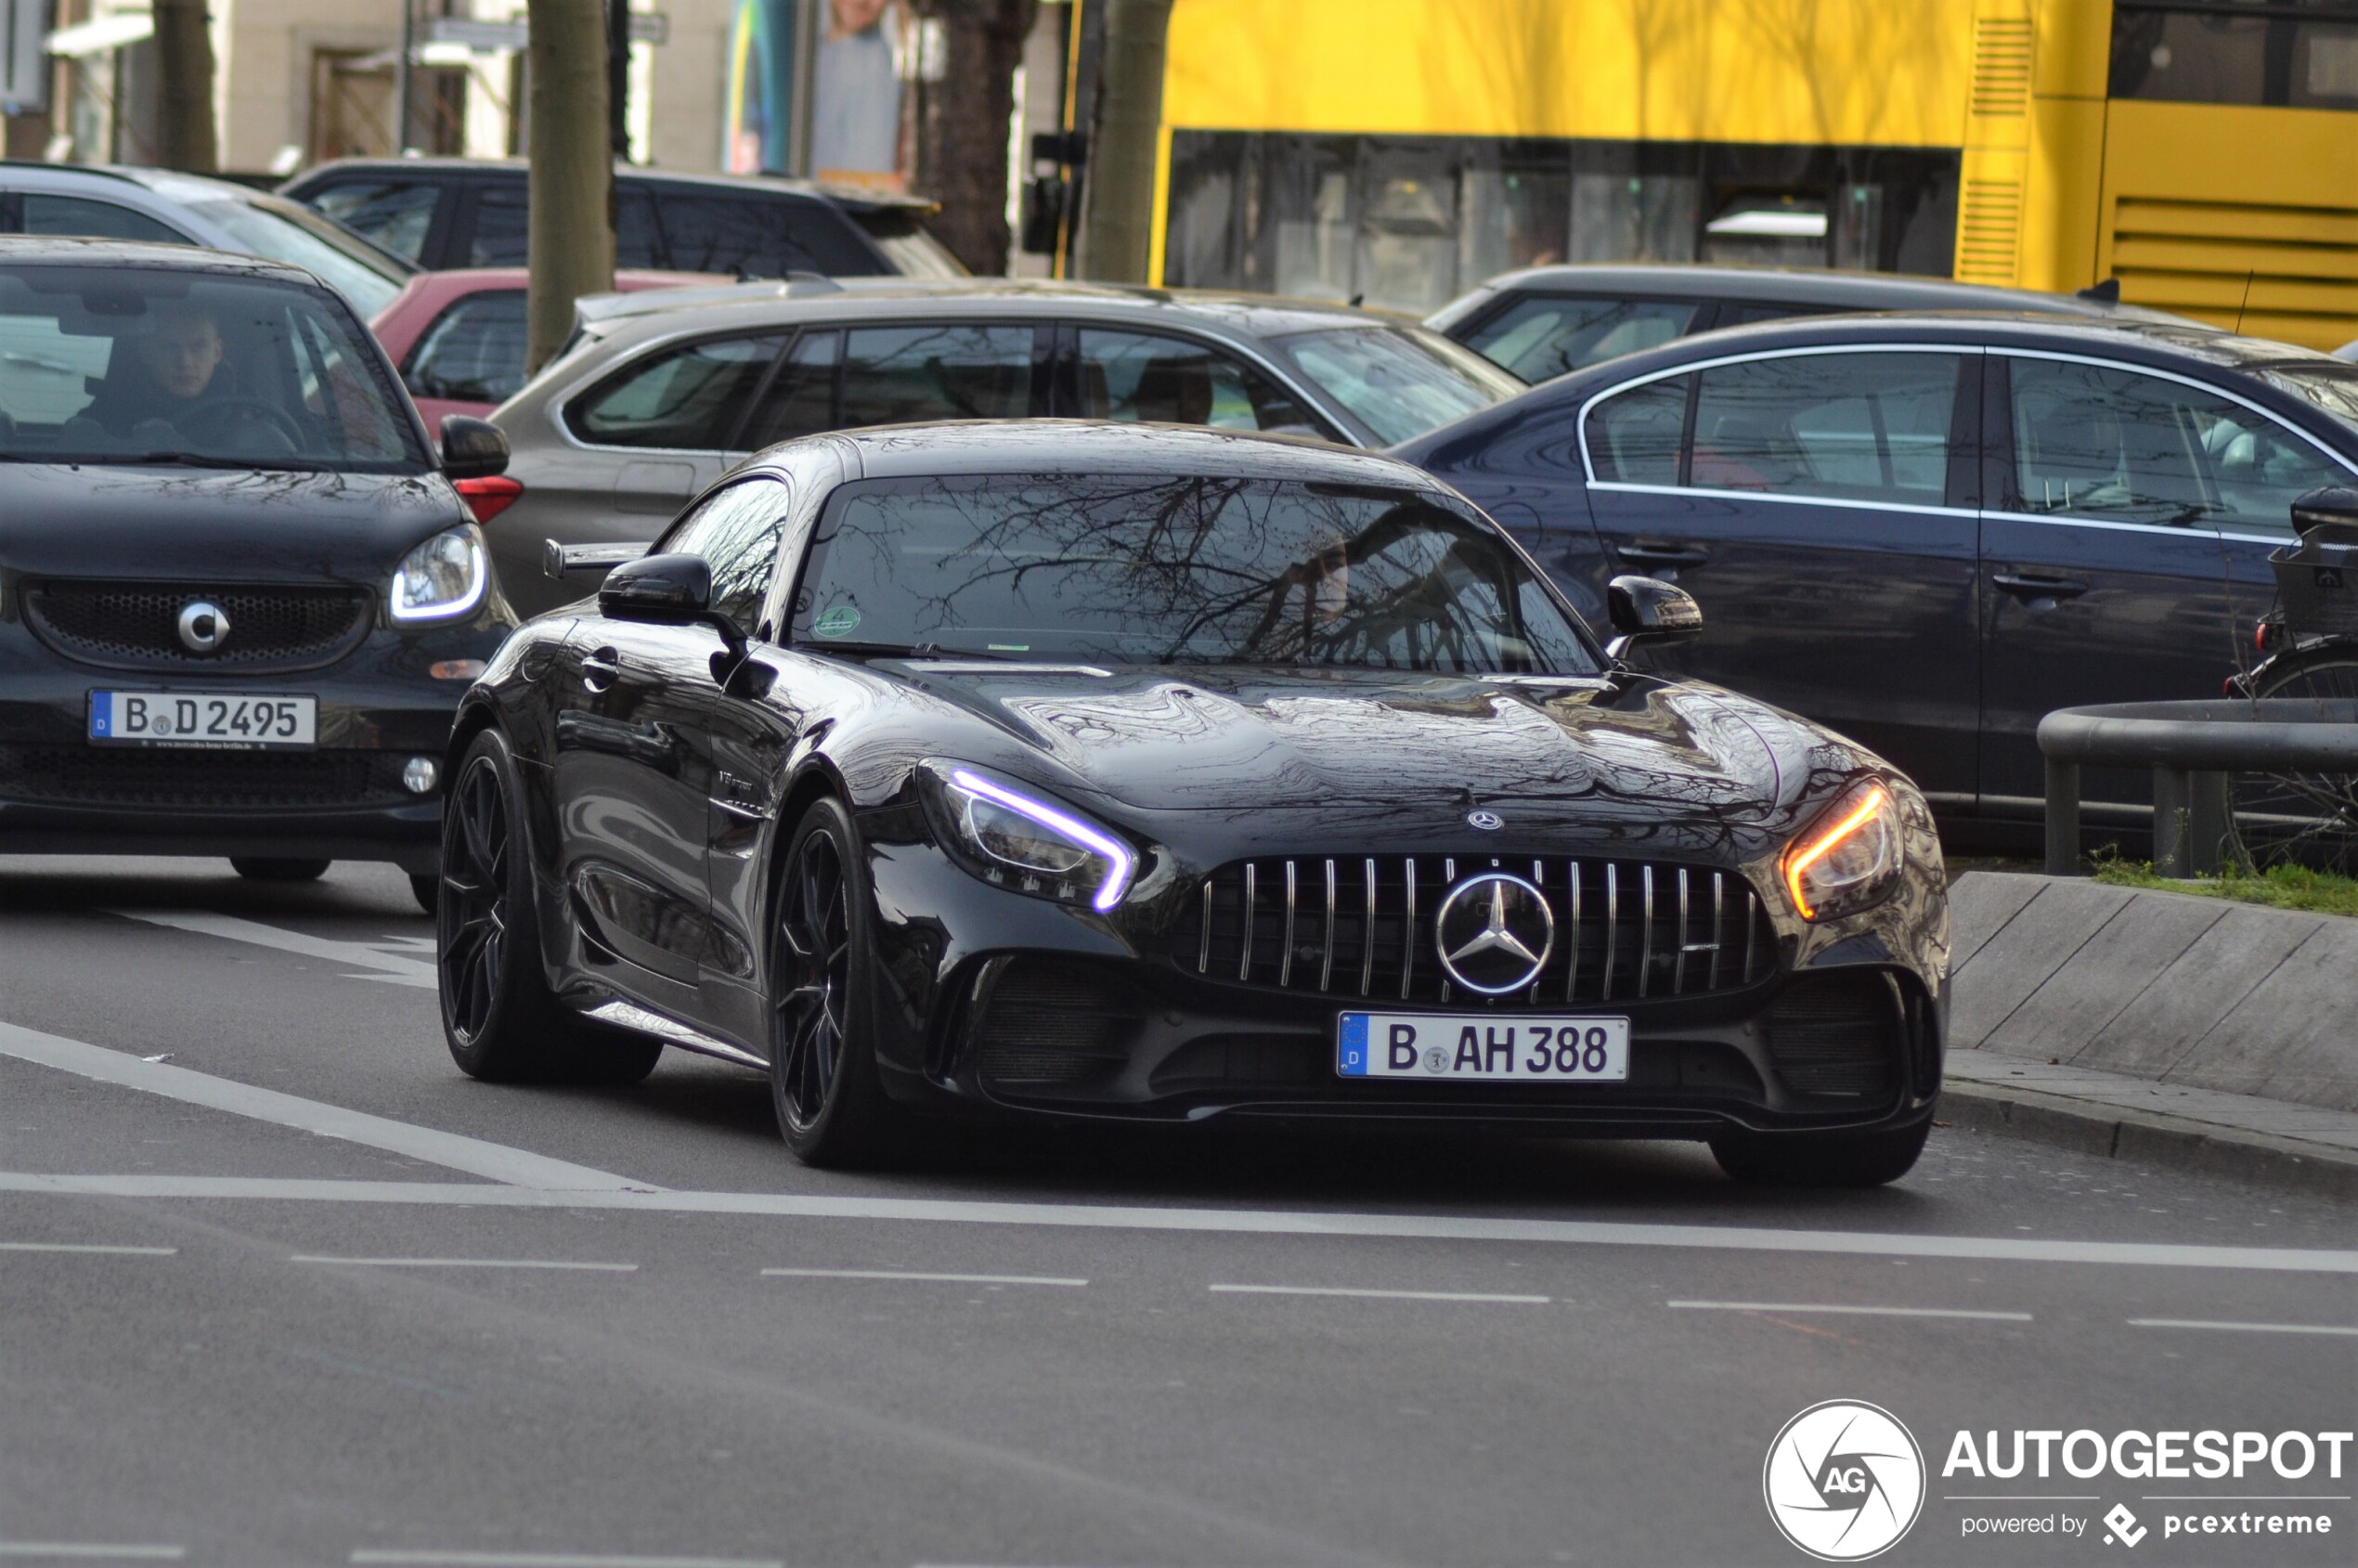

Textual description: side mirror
[599,552,750,680]
[440,415,510,482]
[1605,573,1703,661]
[2291,486,2358,539]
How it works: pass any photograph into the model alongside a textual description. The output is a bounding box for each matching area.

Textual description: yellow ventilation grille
[1969,17,2034,117]
[2110,197,2358,351]
[1957,178,2024,285]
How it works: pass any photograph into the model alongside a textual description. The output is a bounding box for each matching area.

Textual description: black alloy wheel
[436,728,662,1085]
[768,797,898,1165]
[231,857,330,882]
[1709,1119,1932,1188]
[2230,654,2358,874]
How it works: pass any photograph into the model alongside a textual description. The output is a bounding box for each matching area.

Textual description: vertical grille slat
[1186,854,1777,1004]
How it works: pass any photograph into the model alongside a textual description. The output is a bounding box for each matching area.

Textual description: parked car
[0,238,515,909]
[0,162,414,317]
[439,421,1949,1186]
[1394,313,2358,844]
[372,267,718,438]
[280,159,966,281]
[1428,264,2172,382]
[485,278,1523,617]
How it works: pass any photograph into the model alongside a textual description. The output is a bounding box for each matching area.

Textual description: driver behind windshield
[84,303,242,436]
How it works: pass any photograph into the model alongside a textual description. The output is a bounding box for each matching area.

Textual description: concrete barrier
[1949,872,2358,1113]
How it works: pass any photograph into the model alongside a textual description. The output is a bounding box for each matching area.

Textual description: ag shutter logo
[1765,1400,1927,1562]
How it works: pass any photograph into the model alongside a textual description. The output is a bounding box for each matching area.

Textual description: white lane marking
[760,1268,1085,1287]
[291,1257,638,1271]
[111,910,440,989]
[0,1548,186,1562]
[0,1022,654,1193]
[2129,1317,2358,1337]
[349,1554,785,1567]
[1211,1283,1549,1303]
[1668,1300,2033,1322]
[4,1173,2356,1276]
[0,1242,175,1255]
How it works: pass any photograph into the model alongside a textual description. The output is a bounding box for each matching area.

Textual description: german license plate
[1337,1012,1630,1082]
[88,691,317,749]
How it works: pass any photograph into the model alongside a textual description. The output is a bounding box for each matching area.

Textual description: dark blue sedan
[1396,314,2358,843]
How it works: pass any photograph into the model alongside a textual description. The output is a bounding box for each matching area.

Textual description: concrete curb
[1938,1081,2358,1203]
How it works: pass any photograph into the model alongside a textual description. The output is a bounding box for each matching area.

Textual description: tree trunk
[908,0,1037,276]
[151,0,219,173]
[1073,0,1170,283]
[525,0,615,374]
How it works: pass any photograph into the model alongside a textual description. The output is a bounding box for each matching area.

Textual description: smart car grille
[1762,970,1901,1099]
[1178,856,1777,1006]
[23,580,375,672]
[0,746,408,810]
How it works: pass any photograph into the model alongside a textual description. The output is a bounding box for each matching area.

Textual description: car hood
[887,664,1851,853]
[0,464,466,583]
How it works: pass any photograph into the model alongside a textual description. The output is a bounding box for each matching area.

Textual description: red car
[372,267,712,437]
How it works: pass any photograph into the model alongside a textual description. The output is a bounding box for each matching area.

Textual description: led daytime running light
[390,528,489,623]
[1782,784,1890,921]
[949,767,1135,913]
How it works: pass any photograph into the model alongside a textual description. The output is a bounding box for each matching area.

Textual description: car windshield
[187,194,411,317]
[2259,363,2358,434]
[0,264,428,472]
[790,473,1598,673]
[1275,325,1522,445]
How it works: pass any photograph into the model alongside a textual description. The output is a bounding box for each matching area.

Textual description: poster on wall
[725,0,907,188]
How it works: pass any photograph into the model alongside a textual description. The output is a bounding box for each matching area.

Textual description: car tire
[232,857,330,882]
[1709,1119,1931,1188]
[437,729,663,1087]
[408,873,438,915]
[767,796,900,1167]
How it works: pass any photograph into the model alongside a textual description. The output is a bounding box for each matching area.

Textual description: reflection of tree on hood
[85,305,239,434]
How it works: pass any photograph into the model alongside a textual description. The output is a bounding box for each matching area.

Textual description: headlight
[1781,780,1902,922]
[390,525,488,623]
[918,760,1136,913]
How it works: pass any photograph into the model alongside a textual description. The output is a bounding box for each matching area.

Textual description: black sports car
[0,239,515,907]
[439,423,1950,1185]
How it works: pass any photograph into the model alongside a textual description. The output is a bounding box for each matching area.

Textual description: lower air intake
[973,960,1140,1088]
[1763,970,1901,1100]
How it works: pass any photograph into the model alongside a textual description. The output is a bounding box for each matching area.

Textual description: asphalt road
[2,858,2352,1568]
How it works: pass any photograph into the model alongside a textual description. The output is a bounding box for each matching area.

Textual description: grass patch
[2086,854,2358,918]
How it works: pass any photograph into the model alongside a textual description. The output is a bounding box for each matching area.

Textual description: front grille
[1762,971,1901,1100]
[0,746,407,810]
[973,960,1142,1087]
[1177,855,1777,1006]
[24,580,375,672]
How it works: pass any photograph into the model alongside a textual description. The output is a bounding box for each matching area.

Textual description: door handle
[1991,572,2091,602]
[580,648,621,693]
[1616,540,1710,567]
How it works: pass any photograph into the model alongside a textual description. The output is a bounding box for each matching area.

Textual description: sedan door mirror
[2291,486,2358,539]
[600,552,749,678]
[440,415,511,481]
[1605,573,1703,661]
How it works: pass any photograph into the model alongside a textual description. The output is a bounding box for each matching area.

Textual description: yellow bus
[1145,0,2358,351]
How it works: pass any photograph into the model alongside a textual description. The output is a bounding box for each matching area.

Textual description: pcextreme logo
[1765,1399,1929,1562]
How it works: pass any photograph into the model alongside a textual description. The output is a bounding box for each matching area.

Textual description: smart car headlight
[918,760,1136,913]
[391,525,488,623]
[1781,780,1902,922]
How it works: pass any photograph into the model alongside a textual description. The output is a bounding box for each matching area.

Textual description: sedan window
[1463,295,1700,381]
[839,324,1035,426]
[1276,326,1519,445]
[1072,328,1321,435]
[403,289,528,405]
[566,333,785,449]
[1587,374,1689,485]
[22,195,189,246]
[2007,356,2351,536]
[658,477,792,635]
[1689,352,1961,504]
[304,179,440,262]
[790,474,1597,674]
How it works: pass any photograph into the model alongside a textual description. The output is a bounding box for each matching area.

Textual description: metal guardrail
[2038,698,2358,876]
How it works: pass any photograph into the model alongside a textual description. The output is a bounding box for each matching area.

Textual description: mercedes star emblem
[1465,809,1503,831]
[177,600,229,655]
[1433,872,1555,994]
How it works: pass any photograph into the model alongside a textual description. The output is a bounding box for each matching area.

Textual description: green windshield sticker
[813,604,862,639]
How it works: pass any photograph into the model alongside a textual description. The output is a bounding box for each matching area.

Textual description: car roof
[281,156,941,214]
[747,420,1454,489]
[1447,262,2150,318]
[574,276,1404,341]
[0,233,324,283]
[2,162,272,207]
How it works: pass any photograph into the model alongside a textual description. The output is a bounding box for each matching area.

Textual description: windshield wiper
[125,451,331,472]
